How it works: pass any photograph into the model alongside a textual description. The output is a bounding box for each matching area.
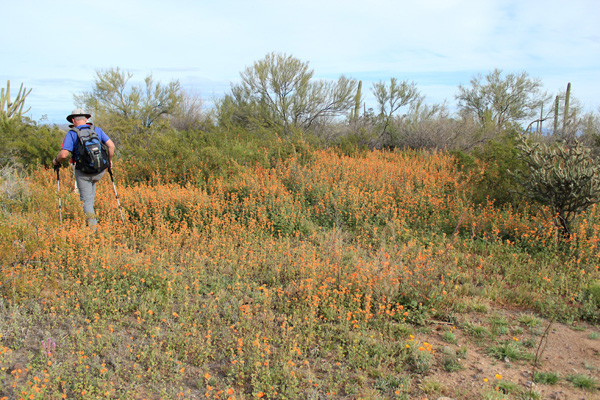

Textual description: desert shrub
[117,125,317,186]
[577,280,600,322]
[0,165,30,214]
[331,129,373,157]
[452,130,525,207]
[0,118,63,168]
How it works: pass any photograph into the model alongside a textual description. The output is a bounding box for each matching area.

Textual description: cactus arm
[1,80,31,119]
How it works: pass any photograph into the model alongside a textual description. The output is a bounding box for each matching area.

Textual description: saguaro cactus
[0,80,32,120]
[351,80,362,122]
[563,82,571,134]
[553,95,560,135]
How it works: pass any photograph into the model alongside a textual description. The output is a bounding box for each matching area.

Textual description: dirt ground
[418,309,600,400]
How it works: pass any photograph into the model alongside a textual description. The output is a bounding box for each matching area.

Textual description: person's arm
[105,139,115,168]
[53,131,74,166]
[52,149,71,166]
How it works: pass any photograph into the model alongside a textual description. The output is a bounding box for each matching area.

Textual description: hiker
[52,109,115,227]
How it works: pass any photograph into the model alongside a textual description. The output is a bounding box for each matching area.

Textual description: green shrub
[453,130,525,206]
[117,125,316,186]
[0,118,63,168]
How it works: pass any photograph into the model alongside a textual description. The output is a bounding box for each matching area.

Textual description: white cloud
[1,0,599,123]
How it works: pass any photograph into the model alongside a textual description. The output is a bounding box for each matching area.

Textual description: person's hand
[53,158,61,171]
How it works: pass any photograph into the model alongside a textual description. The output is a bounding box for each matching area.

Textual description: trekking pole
[107,168,125,223]
[71,162,79,194]
[55,164,62,223]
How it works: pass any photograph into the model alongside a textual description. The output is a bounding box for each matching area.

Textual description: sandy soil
[419,309,600,400]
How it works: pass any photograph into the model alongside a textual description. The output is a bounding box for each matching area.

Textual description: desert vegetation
[1,53,599,399]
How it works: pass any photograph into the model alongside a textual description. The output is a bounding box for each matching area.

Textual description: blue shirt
[62,124,111,163]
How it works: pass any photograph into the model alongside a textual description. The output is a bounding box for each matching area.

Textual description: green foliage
[579,110,600,153]
[496,380,518,394]
[372,78,421,139]
[582,280,600,307]
[533,371,561,384]
[472,131,525,205]
[0,80,31,120]
[588,331,600,340]
[404,345,433,374]
[567,374,598,392]
[451,130,525,207]
[74,67,183,143]
[0,118,62,168]
[440,347,463,372]
[0,165,30,214]
[577,280,600,322]
[331,130,372,157]
[487,341,533,362]
[456,69,547,130]
[513,135,600,236]
[117,125,316,186]
[218,52,358,134]
[441,331,457,344]
[517,313,541,328]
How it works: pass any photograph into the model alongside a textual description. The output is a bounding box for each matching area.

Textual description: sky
[2,0,599,125]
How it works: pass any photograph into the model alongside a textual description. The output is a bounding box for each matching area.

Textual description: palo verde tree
[456,69,548,133]
[580,108,600,153]
[372,78,422,145]
[512,134,600,238]
[74,68,183,143]
[218,52,359,134]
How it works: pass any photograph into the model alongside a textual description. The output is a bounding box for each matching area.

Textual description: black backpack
[72,124,110,173]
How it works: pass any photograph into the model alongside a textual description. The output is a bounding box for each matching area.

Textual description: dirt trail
[420,310,600,399]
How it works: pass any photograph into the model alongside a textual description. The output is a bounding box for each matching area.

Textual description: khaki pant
[74,169,106,226]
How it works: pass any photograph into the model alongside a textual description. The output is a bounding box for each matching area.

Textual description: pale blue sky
[2,0,599,124]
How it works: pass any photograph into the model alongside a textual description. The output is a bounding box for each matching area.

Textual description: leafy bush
[117,125,316,186]
[0,118,63,168]
[452,130,525,206]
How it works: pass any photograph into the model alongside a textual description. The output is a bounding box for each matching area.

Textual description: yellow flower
[495,374,502,380]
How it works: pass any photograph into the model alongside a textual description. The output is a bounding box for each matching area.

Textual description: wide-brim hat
[66,108,91,123]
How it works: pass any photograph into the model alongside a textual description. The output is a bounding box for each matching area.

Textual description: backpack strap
[71,123,95,137]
